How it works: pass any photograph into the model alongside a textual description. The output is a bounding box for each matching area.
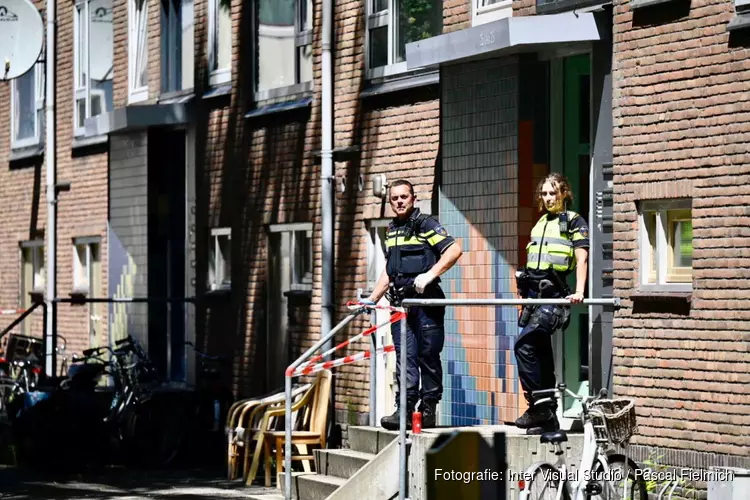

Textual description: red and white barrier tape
[0,309,25,316]
[291,344,395,377]
[296,311,405,372]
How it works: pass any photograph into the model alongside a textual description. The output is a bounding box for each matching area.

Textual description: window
[472,0,512,26]
[255,0,313,96]
[207,0,232,86]
[20,241,45,297]
[73,238,101,294]
[366,0,442,78]
[639,200,693,290]
[161,0,194,93]
[129,0,150,101]
[290,228,313,290]
[367,220,389,290]
[208,228,231,291]
[11,62,44,149]
[74,0,114,136]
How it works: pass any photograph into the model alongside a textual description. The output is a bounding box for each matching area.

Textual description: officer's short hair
[390,179,415,197]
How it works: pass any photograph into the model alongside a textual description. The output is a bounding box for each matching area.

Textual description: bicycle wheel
[520,463,570,500]
[591,454,648,500]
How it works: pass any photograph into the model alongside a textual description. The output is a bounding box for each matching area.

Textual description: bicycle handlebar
[531,383,608,405]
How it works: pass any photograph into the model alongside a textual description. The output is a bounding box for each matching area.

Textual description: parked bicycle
[518,383,647,500]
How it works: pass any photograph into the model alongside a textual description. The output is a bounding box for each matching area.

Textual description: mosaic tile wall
[438,57,522,426]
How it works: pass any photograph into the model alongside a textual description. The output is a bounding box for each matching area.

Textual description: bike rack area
[283,296,621,500]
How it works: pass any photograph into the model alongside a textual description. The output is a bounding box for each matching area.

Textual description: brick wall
[613,0,750,459]
[0,0,109,360]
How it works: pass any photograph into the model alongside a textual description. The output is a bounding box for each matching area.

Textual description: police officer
[514,173,589,434]
[364,179,462,430]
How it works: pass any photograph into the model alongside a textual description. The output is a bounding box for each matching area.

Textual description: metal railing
[281,296,620,500]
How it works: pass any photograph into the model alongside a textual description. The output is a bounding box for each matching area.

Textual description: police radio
[558,201,569,234]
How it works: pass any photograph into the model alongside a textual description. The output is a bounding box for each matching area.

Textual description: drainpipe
[44,0,57,377]
[320,0,334,361]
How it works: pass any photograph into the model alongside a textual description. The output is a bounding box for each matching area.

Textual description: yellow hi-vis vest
[526,211,584,273]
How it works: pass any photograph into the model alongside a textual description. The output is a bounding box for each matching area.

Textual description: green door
[551,53,591,414]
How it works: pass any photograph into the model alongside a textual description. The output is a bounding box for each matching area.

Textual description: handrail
[283,310,364,499]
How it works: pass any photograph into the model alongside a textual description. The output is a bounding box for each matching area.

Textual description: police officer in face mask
[514,173,590,434]
[364,180,462,430]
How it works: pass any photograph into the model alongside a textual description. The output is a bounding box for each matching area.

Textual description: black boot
[381,399,416,431]
[515,394,558,430]
[420,399,438,429]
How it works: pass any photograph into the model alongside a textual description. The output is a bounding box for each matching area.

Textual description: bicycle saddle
[540,430,568,444]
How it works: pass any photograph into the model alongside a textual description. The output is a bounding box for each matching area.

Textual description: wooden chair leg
[298,444,312,473]
[264,438,273,487]
[276,436,284,488]
[245,433,265,487]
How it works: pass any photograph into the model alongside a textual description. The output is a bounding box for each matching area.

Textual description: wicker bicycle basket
[589,398,637,445]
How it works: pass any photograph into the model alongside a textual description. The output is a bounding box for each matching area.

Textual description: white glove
[414,271,436,294]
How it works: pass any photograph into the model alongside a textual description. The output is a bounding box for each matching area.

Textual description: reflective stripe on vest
[526,212,577,273]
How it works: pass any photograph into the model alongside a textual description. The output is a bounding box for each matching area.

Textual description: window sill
[128,89,149,105]
[360,69,439,99]
[202,85,232,100]
[727,12,750,32]
[254,81,313,103]
[631,289,692,302]
[245,97,313,119]
[159,89,195,104]
[209,69,231,88]
[9,144,44,163]
[72,134,108,153]
[630,0,677,9]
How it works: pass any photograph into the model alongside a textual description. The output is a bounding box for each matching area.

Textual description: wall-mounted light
[372,174,387,199]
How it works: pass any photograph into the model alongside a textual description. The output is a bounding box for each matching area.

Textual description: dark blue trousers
[390,287,446,406]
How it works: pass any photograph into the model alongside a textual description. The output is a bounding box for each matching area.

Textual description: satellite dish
[0,0,44,81]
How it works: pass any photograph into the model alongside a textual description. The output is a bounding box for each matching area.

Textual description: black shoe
[420,399,438,429]
[381,402,415,431]
[515,402,557,429]
[526,415,560,435]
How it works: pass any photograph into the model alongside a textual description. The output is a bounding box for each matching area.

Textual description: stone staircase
[247,426,398,500]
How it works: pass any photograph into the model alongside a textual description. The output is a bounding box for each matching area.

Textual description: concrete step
[294,474,347,500]
[347,426,398,455]
[245,495,285,500]
[314,448,376,479]
[278,471,315,500]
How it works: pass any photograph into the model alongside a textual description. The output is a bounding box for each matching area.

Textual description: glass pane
[219,235,231,285]
[369,26,388,69]
[395,0,442,63]
[673,219,692,268]
[217,0,232,71]
[257,0,295,90]
[302,0,313,30]
[77,98,87,129]
[13,68,36,142]
[181,0,195,89]
[373,0,387,12]
[136,0,149,88]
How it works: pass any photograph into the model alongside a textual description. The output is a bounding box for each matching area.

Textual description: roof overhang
[84,101,193,137]
[405,12,601,70]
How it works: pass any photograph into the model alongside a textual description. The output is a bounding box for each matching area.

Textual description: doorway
[551,53,591,415]
[147,128,186,381]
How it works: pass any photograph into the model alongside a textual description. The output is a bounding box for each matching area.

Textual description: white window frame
[365,0,442,80]
[207,0,231,86]
[366,219,390,291]
[268,222,314,292]
[73,237,100,294]
[254,0,313,100]
[20,240,45,294]
[10,62,44,149]
[129,0,150,102]
[472,0,513,26]
[208,227,231,291]
[638,199,693,292]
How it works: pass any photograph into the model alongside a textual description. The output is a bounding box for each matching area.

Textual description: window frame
[638,199,693,292]
[208,227,232,291]
[268,222,314,292]
[129,0,150,102]
[253,0,314,101]
[10,62,44,149]
[20,240,45,296]
[207,0,231,86]
[161,0,194,93]
[472,0,513,26]
[72,237,101,294]
[365,0,442,80]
